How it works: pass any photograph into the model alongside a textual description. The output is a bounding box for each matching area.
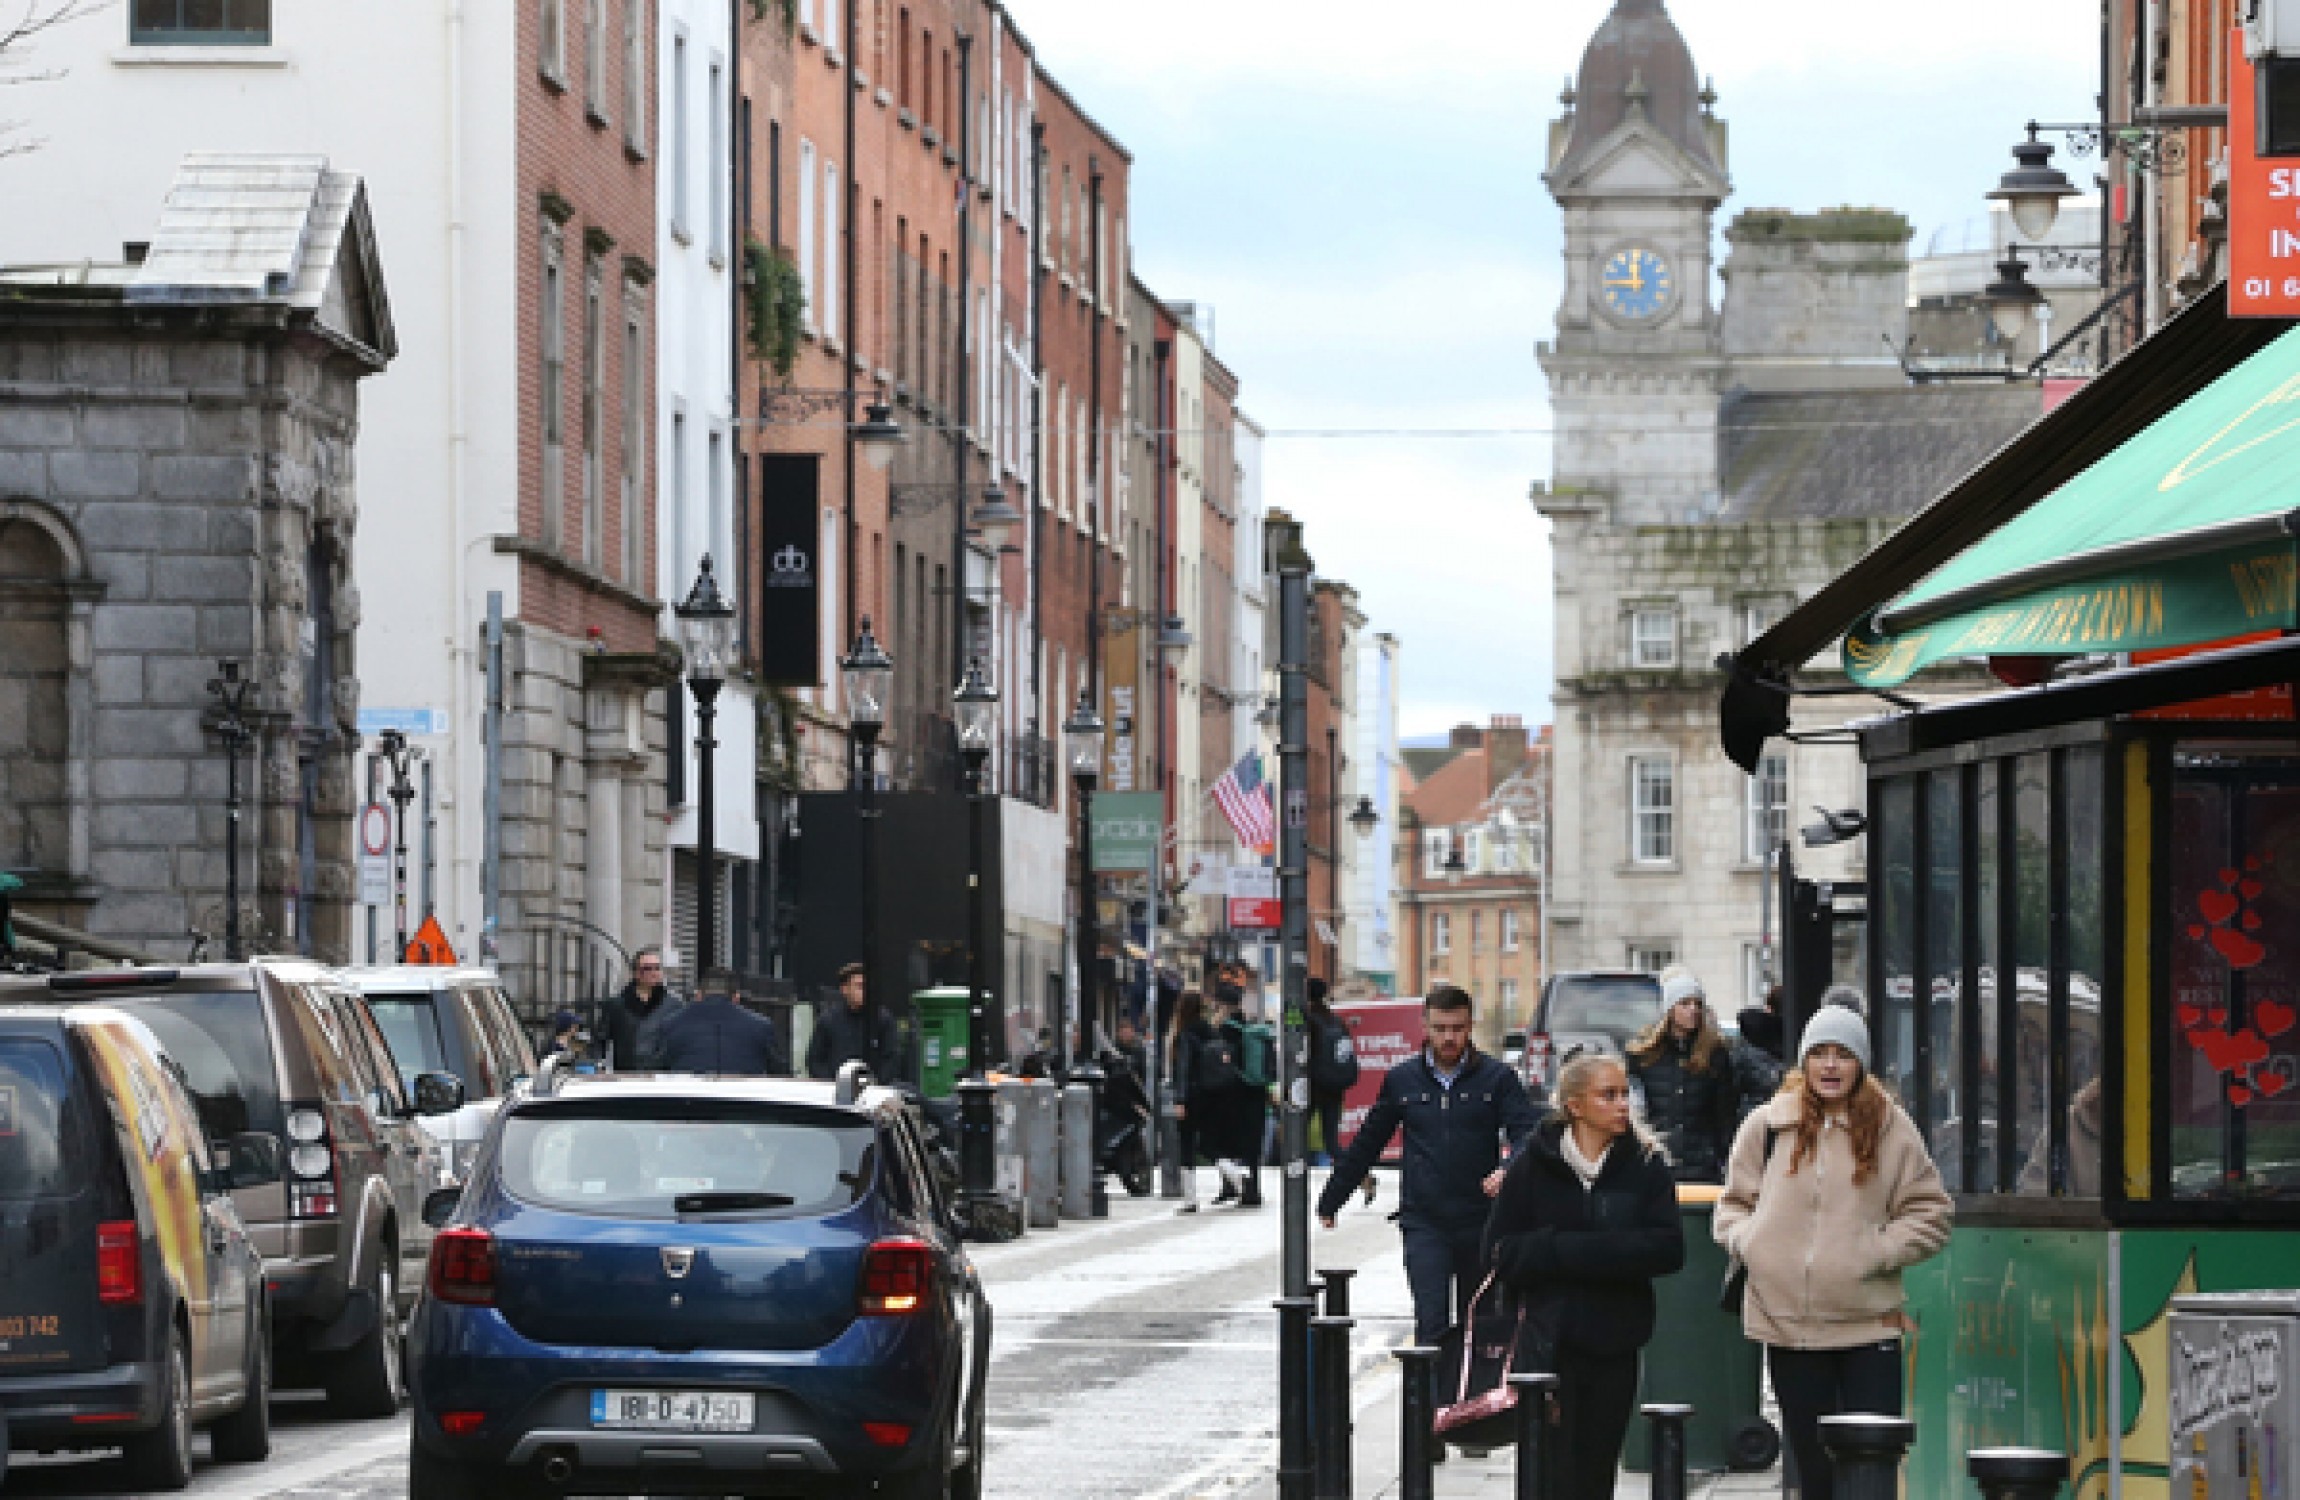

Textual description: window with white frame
[1626,943,1676,974]
[1461,826,1485,876]
[1422,828,1451,880]
[1629,755,1674,864]
[132,0,271,43]
[1630,606,1678,668]
[1500,978,1520,1014]
[1470,912,1484,952]
[585,0,608,120]
[1742,598,1780,647]
[796,137,817,328]
[539,0,565,84]
[820,158,840,336]
[540,221,567,551]
[1502,909,1521,952]
[622,0,647,155]
[1492,824,1518,874]
[822,0,839,49]
[670,406,689,587]
[1431,912,1451,956]
[1742,942,1771,1011]
[620,279,646,584]
[671,31,691,239]
[581,253,604,567]
[1745,753,1789,864]
[708,57,727,259]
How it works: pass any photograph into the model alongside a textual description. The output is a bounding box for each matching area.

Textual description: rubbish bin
[2168,1290,2300,1493]
[913,987,972,1099]
[1622,1185,1778,1475]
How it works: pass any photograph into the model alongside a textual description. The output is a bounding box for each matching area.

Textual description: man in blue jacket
[1318,984,1540,1343]
[655,972,786,1075]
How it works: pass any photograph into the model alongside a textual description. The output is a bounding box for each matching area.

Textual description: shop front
[1720,287,2300,1496]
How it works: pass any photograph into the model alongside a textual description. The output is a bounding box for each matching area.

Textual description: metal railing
[500,912,631,1034]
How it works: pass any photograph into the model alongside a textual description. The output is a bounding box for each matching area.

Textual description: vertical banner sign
[1104,612,1141,793]
[2231,29,2300,318]
[756,455,822,684]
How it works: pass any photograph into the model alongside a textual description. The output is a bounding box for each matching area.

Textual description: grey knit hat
[1799,1004,1872,1073]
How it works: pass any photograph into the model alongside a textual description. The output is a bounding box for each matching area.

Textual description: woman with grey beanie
[1712,1000,1952,1500]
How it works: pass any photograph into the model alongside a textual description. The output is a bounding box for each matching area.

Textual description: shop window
[2058,747,2106,1197]
[2011,754,2052,1184]
[1874,777,1917,1110]
[134,0,270,44]
[1924,768,1964,1186]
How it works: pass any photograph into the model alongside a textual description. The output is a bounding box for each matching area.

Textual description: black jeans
[1310,1088,1344,1164]
[1767,1340,1904,1500]
[1400,1217,1486,1345]
[1552,1346,1642,1500]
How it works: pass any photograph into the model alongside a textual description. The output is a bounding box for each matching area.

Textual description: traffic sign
[404,914,459,966]
[357,802,391,905]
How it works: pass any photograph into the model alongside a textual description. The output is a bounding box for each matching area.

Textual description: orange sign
[404,914,459,966]
[2230,29,2300,318]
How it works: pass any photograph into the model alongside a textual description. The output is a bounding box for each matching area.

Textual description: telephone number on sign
[0,1315,61,1339]
[2241,277,2300,300]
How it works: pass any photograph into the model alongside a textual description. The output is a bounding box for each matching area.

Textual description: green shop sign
[1090,792,1164,873]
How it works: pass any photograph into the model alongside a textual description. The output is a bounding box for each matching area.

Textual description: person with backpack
[1210,982,1271,1207]
[1318,984,1541,1344]
[1306,979,1360,1166]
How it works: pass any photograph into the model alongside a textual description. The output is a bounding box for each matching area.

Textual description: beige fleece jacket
[1712,1090,1953,1350]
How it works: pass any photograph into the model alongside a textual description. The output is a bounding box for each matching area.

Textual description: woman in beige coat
[1713,1004,1952,1500]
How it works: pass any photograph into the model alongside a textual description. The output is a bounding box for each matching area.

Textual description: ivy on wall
[744,237,806,379]
[748,0,797,32]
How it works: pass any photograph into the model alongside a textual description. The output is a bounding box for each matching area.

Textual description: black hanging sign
[757,454,821,686]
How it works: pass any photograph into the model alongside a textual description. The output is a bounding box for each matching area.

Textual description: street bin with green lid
[1622,1185,1779,1475]
[913,987,973,1099]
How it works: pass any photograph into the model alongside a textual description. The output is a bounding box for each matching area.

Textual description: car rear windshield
[362,993,450,1083]
[0,1038,86,1200]
[499,1099,876,1221]
[1546,979,1662,1038]
[123,992,285,1148]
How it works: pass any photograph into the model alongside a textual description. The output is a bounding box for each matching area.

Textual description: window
[1461,827,1485,876]
[1500,979,1520,1015]
[797,138,817,330]
[1629,755,1674,864]
[1746,753,1788,864]
[1626,943,1676,974]
[1422,828,1451,880]
[1431,912,1451,956]
[623,0,647,154]
[538,0,565,82]
[540,222,567,551]
[671,30,691,239]
[708,57,727,258]
[822,0,838,49]
[1630,606,1678,668]
[1493,825,1519,874]
[821,158,840,340]
[585,0,608,120]
[1502,910,1522,953]
[670,406,689,587]
[620,279,647,584]
[132,0,271,44]
[1742,598,1780,646]
[707,428,727,573]
[582,254,604,567]
[1742,943,1769,1011]
[1471,912,1484,952]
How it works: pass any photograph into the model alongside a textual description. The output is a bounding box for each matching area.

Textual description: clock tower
[1536,0,1731,527]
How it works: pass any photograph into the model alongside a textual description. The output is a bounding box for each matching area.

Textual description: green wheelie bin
[913,987,973,1099]
[1622,1185,1780,1475]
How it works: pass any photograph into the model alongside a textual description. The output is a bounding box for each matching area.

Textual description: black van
[0,1006,270,1490]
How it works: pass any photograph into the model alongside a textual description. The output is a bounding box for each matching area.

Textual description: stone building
[1534,0,2039,1007]
[0,155,394,960]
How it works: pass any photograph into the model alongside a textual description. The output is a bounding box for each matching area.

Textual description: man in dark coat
[1318,984,1542,1343]
[604,947,686,1070]
[656,975,785,1075]
[806,962,904,1081]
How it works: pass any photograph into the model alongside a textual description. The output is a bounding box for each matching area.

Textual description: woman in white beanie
[1624,969,1738,1182]
[1713,1002,1952,1500]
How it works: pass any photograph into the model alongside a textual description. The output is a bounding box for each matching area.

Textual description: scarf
[1560,1127,1613,1190]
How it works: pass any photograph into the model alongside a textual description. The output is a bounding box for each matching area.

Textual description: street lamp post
[207,660,256,962]
[954,658,999,1209]
[1063,690,1105,1070]
[843,620,895,1069]
[377,728,417,961]
[677,556,737,981]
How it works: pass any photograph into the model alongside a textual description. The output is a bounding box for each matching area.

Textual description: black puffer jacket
[1626,1035,1737,1183]
[1317,1049,1540,1228]
[804,1000,904,1081]
[1483,1118,1684,1358]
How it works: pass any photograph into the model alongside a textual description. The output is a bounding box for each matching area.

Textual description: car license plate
[589,1389,755,1432]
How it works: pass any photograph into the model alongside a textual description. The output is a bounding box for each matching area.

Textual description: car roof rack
[833,1060,872,1107]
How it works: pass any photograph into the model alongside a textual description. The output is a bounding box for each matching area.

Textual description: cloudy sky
[1020,0,2101,737]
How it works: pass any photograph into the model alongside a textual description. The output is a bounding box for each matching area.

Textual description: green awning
[1846,324,2300,688]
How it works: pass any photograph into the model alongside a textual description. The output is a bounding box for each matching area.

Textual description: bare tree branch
[0,1,116,159]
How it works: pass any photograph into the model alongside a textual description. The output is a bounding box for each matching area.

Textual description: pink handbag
[1433,1272,1542,1440]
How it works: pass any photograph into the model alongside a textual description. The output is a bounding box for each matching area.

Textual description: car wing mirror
[413,1071,468,1116]
[215,1132,282,1189]
[421,1185,463,1229]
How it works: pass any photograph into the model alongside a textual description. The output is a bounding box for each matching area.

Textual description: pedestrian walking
[1305,979,1359,1166]
[1210,985,1270,1207]
[655,973,785,1075]
[805,962,904,1081]
[1167,990,1214,1213]
[604,946,686,1070]
[1714,1001,1953,1500]
[1483,1051,1684,1497]
[1623,969,1739,1182]
[1318,984,1541,1344]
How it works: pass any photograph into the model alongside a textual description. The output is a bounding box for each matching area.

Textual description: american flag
[1211,751,1277,854]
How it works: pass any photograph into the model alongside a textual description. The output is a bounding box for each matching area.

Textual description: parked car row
[0,958,535,1489]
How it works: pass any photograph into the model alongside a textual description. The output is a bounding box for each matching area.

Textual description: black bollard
[1317,1266,1357,1318]
[1508,1372,1559,1500]
[1310,1315,1354,1500]
[1395,1345,1439,1500]
[1817,1415,1916,1500]
[1642,1403,1693,1500]
[1276,1297,1316,1500]
[1969,1448,2069,1500]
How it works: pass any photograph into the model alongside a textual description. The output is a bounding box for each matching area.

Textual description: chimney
[1488,714,1530,789]
[1449,723,1484,751]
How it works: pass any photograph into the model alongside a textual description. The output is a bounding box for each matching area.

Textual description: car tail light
[429,1228,497,1306]
[284,1102,339,1219]
[858,1238,932,1316]
[438,1411,487,1437]
[862,1421,912,1448]
[97,1220,141,1305]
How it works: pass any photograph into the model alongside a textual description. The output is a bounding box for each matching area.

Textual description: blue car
[406,1068,990,1498]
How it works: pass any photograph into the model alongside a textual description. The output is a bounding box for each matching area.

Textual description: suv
[3,962,460,1415]
[1522,970,1664,1099]
[409,1068,991,1499]
[0,1005,271,1489]
[341,967,537,1184]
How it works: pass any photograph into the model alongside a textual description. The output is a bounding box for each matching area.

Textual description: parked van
[2,961,460,1417]
[339,967,536,1184]
[0,1005,270,1489]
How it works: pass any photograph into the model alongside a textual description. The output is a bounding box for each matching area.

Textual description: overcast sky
[1021,0,2101,737]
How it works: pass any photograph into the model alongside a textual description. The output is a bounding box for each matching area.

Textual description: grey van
[1,961,460,1417]
[340,967,536,1184]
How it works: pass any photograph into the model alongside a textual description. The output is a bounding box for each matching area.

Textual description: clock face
[1599,246,1675,322]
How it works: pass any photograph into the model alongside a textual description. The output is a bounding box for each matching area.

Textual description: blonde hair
[1549,1051,1665,1159]
[1626,995,1729,1075]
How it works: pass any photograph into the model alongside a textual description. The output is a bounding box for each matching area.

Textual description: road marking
[191,1427,406,1498]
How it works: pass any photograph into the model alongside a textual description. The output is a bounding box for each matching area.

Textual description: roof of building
[1716,383,2043,523]
[1405,745,1492,828]
[1553,0,1719,182]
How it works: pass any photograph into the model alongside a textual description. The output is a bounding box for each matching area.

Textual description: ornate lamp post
[377,727,418,961]
[1063,689,1106,1069]
[676,555,737,978]
[842,619,895,1056]
[953,657,999,1209]
[207,660,256,961]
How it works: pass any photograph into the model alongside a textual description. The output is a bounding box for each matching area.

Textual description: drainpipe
[951,29,975,693]
[1087,161,1105,716]
[1028,118,1045,740]
[842,0,860,644]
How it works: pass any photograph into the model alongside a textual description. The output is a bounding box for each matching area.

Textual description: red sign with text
[2231,29,2300,318]
[1333,998,1425,1160]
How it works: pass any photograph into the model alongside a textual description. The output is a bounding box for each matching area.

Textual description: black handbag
[1717,1126,1781,1315]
